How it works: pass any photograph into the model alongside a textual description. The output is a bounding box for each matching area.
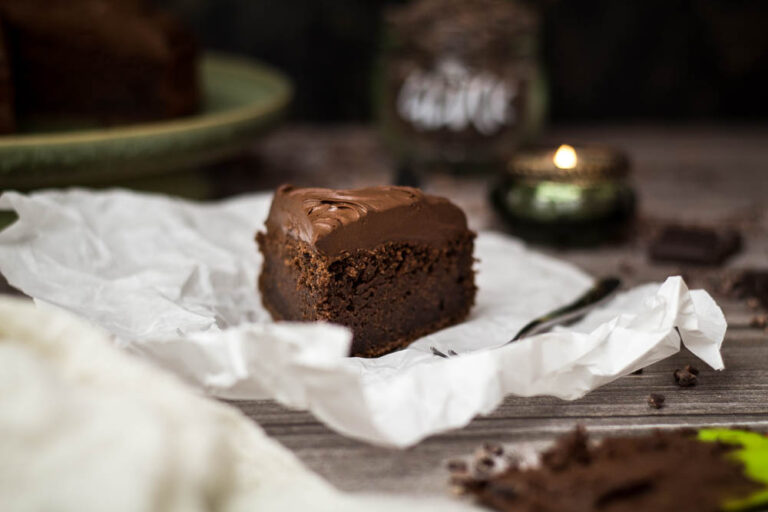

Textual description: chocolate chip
[674,368,698,387]
[647,393,665,409]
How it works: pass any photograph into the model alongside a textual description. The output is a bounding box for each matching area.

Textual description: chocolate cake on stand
[0,0,199,133]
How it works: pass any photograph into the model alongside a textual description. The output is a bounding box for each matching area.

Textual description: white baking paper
[0,189,727,447]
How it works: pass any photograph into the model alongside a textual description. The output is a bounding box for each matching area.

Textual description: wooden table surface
[2,124,767,499]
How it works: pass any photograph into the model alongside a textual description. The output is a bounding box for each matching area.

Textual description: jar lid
[507,145,630,181]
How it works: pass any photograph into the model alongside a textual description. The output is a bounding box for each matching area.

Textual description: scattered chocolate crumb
[447,459,469,474]
[631,368,644,375]
[747,297,761,310]
[685,364,699,375]
[647,393,665,409]
[477,456,496,471]
[674,367,698,387]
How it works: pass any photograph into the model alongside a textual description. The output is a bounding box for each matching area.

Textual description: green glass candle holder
[491,145,636,246]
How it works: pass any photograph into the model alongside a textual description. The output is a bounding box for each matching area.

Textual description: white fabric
[0,296,477,512]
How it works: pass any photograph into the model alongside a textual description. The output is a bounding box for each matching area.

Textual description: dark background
[156,0,768,123]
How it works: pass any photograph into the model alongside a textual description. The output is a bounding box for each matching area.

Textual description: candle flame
[553,144,577,170]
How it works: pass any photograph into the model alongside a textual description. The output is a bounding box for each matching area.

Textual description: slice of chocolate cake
[257,184,476,357]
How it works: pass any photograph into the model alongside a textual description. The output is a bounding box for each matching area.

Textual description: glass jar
[377,0,545,173]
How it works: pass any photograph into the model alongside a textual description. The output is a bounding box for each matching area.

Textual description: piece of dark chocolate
[648,225,741,266]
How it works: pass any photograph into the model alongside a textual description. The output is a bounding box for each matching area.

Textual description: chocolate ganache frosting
[265,184,470,256]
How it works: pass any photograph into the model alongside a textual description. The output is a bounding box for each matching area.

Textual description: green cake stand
[0,53,292,193]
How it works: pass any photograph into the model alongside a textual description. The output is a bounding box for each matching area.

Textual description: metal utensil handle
[509,277,622,342]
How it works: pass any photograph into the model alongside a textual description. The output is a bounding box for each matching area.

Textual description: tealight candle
[491,144,636,246]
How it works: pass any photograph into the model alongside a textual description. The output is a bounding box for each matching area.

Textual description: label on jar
[396,58,518,136]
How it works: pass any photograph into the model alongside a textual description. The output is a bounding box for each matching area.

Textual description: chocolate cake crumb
[447,459,469,474]
[684,364,699,375]
[647,393,665,409]
[673,367,698,387]
[452,429,761,512]
[476,456,496,472]
[631,368,644,375]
